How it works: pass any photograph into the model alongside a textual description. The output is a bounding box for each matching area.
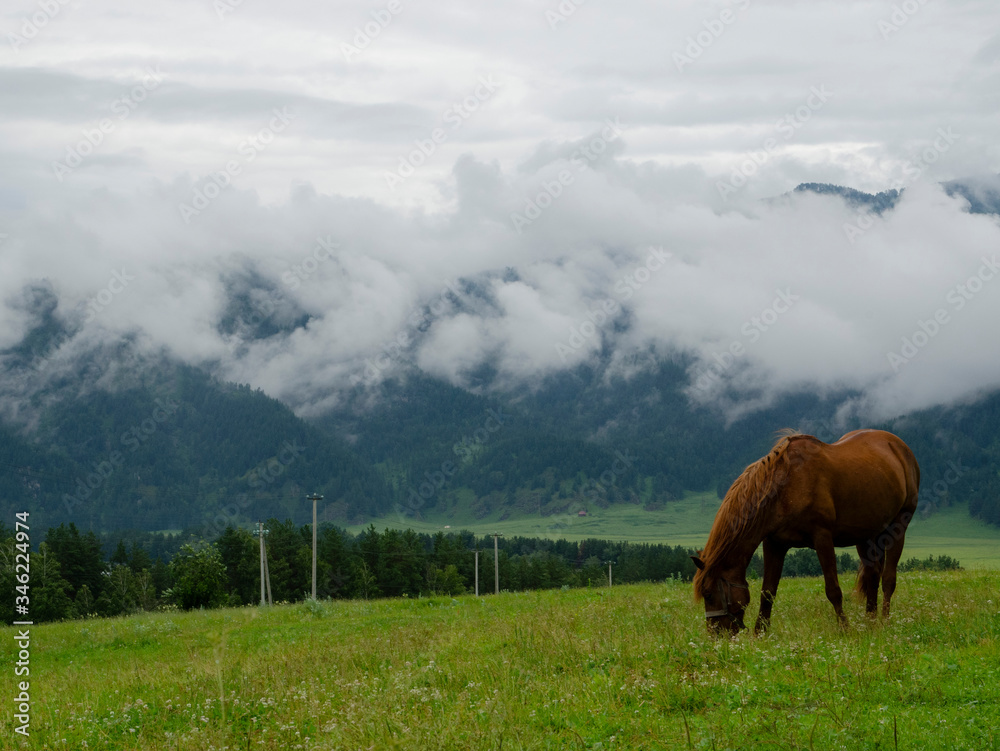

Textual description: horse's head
[692,553,749,636]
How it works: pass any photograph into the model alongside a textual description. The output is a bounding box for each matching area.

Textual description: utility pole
[473,548,480,596]
[254,521,272,606]
[258,521,265,605]
[307,493,323,600]
[607,560,613,588]
[491,533,502,594]
[263,538,273,606]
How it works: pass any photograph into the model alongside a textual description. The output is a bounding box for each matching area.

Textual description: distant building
[578,510,587,516]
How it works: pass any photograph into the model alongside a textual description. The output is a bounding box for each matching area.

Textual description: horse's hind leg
[880,511,913,619]
[855,541,883,616]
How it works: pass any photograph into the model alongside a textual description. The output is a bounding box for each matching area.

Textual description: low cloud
[1,143,998,423]
[2,0,1000,422]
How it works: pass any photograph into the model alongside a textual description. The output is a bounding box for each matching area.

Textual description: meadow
[353,495,1000,569]
[3,569,999,750]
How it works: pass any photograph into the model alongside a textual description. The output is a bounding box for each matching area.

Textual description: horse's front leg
[814,530,848,627]
[754,537,787,635]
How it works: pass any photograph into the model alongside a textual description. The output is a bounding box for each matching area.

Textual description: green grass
[353,496,1000,568]
[349,491,721,544]
[3,571,1000,749]
[901,504,1000,568]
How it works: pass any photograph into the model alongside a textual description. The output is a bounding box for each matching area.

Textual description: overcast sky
[2,0,999,421]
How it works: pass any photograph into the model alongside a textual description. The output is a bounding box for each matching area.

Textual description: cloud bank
[1,0,999,420]
[2,153,999,421]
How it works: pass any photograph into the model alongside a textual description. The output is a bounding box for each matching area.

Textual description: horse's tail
[854,546,884,601]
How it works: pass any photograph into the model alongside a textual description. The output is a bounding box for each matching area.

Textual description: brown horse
[692,429,920,634]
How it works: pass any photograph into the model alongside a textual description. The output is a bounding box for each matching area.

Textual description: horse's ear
[691,556,705,571]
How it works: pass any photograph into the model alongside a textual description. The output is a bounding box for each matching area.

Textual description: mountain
[321,360,1000,526]
[793,182,901,213]
[942,174,1000,215]
[3,339,1000,533]
[793,173,1000,215]
[0,357,394,532]
[2,177,1000,533]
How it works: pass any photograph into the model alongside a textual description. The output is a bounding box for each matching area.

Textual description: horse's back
[831,429,919,496]
[787,430,919,541]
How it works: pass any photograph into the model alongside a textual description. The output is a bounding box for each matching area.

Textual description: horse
[692,429,920,635]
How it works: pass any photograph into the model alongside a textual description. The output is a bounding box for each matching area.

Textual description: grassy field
[3,570,999,750]
[352,496,1000,569]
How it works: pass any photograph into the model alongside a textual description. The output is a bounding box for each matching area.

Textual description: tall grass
[2,570,999,749]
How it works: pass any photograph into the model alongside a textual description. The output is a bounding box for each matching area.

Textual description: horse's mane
[694,429,802,600]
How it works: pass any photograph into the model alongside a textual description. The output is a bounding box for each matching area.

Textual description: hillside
[0,362,393,531]
[793,173,1000,215]
[323,362,1000,529]
[2,349,1000,533]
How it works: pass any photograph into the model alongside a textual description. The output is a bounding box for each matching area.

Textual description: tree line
[0,520,960,624]
[1,521,700,621]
